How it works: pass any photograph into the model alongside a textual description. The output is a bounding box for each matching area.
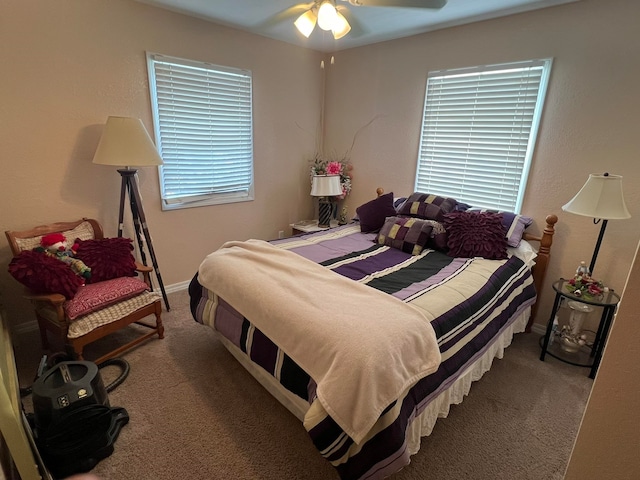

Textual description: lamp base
[318,199,333,228]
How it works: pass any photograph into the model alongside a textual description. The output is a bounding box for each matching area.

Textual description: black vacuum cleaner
[29,358,130,479]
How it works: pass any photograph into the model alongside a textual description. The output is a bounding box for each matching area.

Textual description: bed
[188,189,557,479]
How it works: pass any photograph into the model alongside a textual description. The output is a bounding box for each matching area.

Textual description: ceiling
[137,0,578,53]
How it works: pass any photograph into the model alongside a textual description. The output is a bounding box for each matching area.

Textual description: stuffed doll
[36,233,92,281]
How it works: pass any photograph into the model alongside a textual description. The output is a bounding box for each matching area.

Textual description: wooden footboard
[375,188,557,332]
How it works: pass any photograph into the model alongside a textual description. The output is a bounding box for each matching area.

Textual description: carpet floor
[14,289,592,480]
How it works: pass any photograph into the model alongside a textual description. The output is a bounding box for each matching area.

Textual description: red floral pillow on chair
[64,276,150,320]
[74,237,137,283]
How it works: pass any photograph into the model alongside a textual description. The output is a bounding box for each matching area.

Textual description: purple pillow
[8,250,84,299]
[376,216,434,255]
[467,208,533,247]
[74,237,137,283]
[397,192,458,222]
[356,192,397,233]
[443,211,508,260]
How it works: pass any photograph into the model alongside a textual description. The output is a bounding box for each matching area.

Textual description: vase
[560,300,594,353]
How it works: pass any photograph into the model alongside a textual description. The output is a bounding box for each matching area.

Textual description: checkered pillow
[376,216,434,255]
[397,192,458,222]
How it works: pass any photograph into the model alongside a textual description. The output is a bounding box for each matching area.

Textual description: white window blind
[147,53,254,209]
[415,59,552,212]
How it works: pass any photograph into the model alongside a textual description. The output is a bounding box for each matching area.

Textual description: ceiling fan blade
[256,2,316,30]
[342,0,447,9]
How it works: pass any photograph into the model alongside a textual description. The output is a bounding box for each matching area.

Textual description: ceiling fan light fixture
[332,11,351,39]
[317,1,338,31]
[294,9,317,38]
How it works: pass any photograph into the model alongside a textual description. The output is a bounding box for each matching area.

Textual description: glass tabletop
[552,278,620,307]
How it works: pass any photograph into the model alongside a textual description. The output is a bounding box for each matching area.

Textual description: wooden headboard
[375,188,557,332]
[522,214,557,330]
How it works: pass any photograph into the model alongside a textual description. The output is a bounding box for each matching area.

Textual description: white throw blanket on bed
[198,239,441,444]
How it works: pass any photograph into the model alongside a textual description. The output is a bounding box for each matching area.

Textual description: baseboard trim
[164,280,191,294]
[12,280,191,336]
[530,323,546,335]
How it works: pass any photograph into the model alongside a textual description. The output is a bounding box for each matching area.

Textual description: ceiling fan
[283,0,448,40]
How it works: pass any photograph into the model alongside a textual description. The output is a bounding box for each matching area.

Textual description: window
[147,53,254,210]
[415,59,552,212]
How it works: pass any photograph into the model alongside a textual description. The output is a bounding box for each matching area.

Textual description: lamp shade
[294,10,317,37]
[332,11,351,39]
[92,116,163,167]
[317,1,338,31]
[311,175,342,197]
[562,173,631,220]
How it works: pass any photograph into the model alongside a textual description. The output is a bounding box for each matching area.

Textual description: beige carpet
[14,289,592,480]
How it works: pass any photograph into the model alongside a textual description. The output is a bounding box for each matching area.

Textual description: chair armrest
[135,262,153,274]
[22,289,66,324]
[22,289,66,305]
[135,262,153,287]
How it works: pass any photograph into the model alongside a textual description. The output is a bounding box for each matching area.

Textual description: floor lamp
[562,172,631,276]
[92,116,170,311]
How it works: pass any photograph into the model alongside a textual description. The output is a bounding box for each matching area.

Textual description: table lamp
[311,175,342,228]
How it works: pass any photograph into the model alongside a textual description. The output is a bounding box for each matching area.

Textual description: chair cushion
[13,220,97,252]
[67,291,161,339]
[74,237,137,283]
[64,277,150,320]
[8,250,84,299]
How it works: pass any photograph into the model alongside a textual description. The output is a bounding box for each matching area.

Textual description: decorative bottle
[576,261,590,277]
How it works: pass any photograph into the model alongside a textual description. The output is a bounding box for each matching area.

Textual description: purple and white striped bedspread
[189,224,536,479]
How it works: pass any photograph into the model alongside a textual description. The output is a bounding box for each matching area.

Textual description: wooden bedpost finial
[376,187,384,197]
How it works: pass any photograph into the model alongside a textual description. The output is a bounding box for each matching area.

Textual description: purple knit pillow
[74,237,137,283]
[467,208,533,247]
[8,250,84,299]
[444,211,508,259]
[376,216,434,255]
[397,192,458,222]
[356,192,397,233]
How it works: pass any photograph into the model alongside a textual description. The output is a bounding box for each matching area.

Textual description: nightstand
[290,220,338,236]
[539,278,620,379]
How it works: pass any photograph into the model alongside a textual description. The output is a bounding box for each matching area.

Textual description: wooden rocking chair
[6,218,164,364]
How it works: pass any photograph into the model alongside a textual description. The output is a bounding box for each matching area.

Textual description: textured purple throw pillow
[356,192,397,233]
[444,211,508,259]
[8,250,84,299]
[74,237,137,283]
[376,216,434,255]
[467,208,533,247]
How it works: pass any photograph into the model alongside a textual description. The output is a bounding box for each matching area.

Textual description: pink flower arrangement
[325,161,343,175]
[309,157,352,199]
